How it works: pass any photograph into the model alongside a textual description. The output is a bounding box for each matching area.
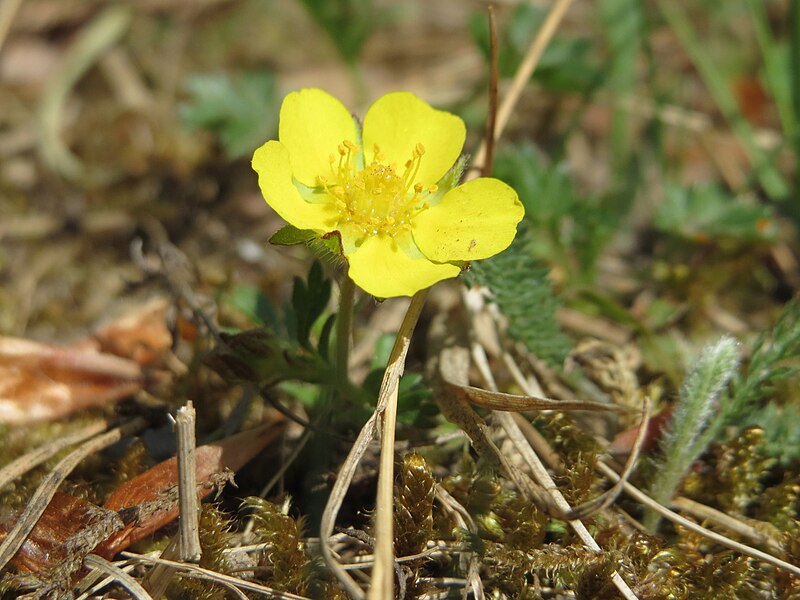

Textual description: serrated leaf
[291,261,331,349]
[726,299,800,427]
[752,402,800,463]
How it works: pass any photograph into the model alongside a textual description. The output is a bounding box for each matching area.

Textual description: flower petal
[278,88,359,187]
[362,92,465,188]
[252,140,339,231]
[412,178,524,262]
[347,234,460,298]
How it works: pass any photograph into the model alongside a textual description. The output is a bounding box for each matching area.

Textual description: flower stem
[335,276,356,389]
[369,289,428,600]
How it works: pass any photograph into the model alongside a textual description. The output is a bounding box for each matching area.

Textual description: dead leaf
[0,491,123,577]
[610,404,674,455]
[91,297,172,366]
[1,418,284,581]
[0,336,143,424]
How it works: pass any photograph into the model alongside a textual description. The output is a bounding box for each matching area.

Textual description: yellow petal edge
[347,234,460,298]
[252,140,338,232]
[412,177,524,262]
[362,92,465,188]
[278,88,359,188]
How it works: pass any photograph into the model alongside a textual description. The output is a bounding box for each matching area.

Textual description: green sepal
[428,156,469,205]
[270,225,317,246]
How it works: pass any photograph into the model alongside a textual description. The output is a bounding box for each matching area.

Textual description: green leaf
[298,0,378,63]
[270,225,317,246]
[291,261,332,349]
[317,313,336,360]
[654,183,777,244]
[466,225,572,366]
[752,402,800,463]
[227,286,281,331]
[179,71,277,159]
[205,329,330,386]
[726,299,800,428]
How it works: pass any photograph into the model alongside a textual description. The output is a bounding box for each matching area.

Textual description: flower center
[319,141,437,239]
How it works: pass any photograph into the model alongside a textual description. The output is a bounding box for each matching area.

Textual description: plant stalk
[335,276,356,389]
[369,289,428,600]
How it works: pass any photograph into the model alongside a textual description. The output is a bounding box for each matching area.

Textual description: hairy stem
[645,336,740,531]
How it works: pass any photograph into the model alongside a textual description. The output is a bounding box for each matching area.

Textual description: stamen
[326,138,436,239]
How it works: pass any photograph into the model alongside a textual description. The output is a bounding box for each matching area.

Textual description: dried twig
[466,304,641,599]
[141,534,182,598]
[481,4,499,178]
[435,486,485,600]
[469,0,576,176]
[669,496,784,556]
[176,401,201,563]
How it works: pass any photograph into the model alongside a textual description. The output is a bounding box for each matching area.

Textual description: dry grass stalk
[83,553,155,600]
[596,461,800,578]
[465,300,642,599]
[469,0,577,178]
[0,419,109,489]
[319,290,427,598]
[122,551,312,600]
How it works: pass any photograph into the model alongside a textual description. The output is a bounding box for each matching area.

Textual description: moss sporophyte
[252,88,524,298]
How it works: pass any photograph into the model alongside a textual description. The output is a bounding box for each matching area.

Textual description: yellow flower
[252,88,524,298]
